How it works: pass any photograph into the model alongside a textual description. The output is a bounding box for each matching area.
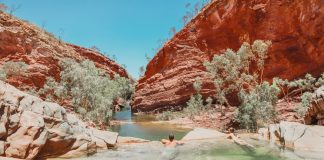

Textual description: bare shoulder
[161,139,169,144]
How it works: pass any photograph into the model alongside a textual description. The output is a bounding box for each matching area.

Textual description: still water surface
[62,108,316,160]
[110,107,191,141]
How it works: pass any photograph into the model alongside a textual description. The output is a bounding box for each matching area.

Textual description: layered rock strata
[133,0,324,112]
[0,12,129,91]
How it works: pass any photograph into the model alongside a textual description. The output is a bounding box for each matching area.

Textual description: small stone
[0,123,6,139]
[0,141,5,156]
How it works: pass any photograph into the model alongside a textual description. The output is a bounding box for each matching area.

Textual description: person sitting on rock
[161,133,184,147]
[226,127,238,139]
[226,127,255,149]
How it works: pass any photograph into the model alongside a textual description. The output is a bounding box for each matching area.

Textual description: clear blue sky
[1,0,205,78]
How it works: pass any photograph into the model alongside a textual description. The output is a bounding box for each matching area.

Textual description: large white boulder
[259,121,324,158]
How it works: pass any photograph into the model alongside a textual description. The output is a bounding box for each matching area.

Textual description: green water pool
[59,108,314,160]
[110,108,191,141]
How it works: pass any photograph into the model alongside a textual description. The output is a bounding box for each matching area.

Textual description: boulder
[294,125,324,152]
[304,85,324,125]
[91,129,119,149]
[259,121,324,155]
[258,128,268,140]
[0,81,118,159]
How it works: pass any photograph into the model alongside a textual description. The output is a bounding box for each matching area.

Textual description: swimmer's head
[229,127,234,133]
[169,133,174,142]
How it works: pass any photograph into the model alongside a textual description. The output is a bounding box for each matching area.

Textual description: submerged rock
[0,81,118,159]
[181,128,225,141]
[117,136,150,144]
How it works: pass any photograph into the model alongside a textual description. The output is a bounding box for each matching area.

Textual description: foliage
[235,82,280,131]
[38,77,59,101]
[8,4,21,16]
[288,73,324,93]
[274,73,324,119]
[184,79,204,119]
[182,1,211,25]
[295,92,312,117]
[90,45,100,52]
[156,111,175,121]
[2,61,28,77]
[157,79,206,121]
[27,88,38,96]
[113,75,135,100]
[0,70,6,81]
[185,93,203,119]
[273,73,324,100]
[206,97,213,109]
[193,78,202,92]
[139,66,145,77]
[204,40,271,115]
[39,58,134,125]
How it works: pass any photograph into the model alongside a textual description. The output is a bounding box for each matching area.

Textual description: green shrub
[288,74,316,94]
[206,97,213,109]
[185,93,203,119]
[274,73,324,96]
[2,61,28,77]
[273,73,324,105]
[38,77,58,95]
[296,92,312,117]
[39,58,134,125]
[204,40,271,115]
[235,82,280,131]
[0,70,6,81]
[184,79,204,119]
[27,88,38,96]
[156,111,175,121]
[112,75,134,100]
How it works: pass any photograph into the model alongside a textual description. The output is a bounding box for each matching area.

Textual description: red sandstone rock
[0,12,129,91]
[133,0,324,112]
[304,85,324,125]
[67,44,129,78]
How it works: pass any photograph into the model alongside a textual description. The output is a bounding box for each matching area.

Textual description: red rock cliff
[132,0,324,112]
[0,12,129,90]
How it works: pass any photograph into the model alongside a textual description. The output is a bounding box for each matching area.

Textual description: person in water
[160,134,184,160]
[226,127,238,139]
[226,127,255,149]
[161,133,184,147]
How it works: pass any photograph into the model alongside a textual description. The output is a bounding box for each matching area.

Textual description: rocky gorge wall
[0,12,129,91]
[132,0,324,112]
[0,81,118,159]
